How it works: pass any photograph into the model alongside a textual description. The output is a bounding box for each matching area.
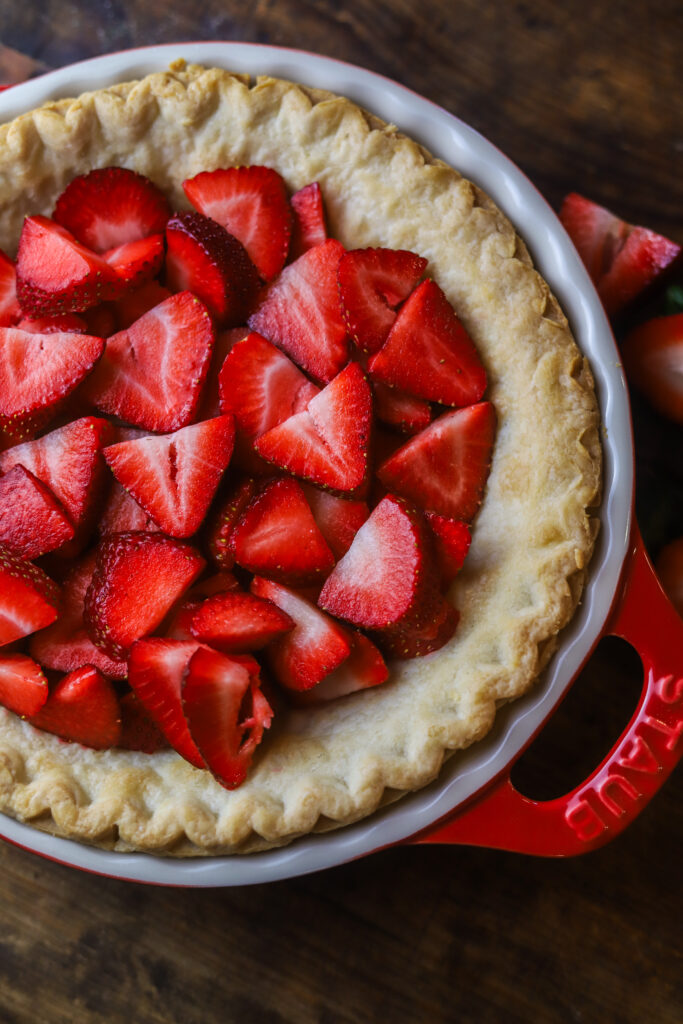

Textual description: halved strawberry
[103,233,165,289]
[0,250,20,326]
[82,291,214,432]
[103,415,235,538]
[53,167,171,253]
[621,313,683,424]
[372,382,432,435]
[206,477,258,570]
[338,248,427,353]
[118,691,171,754]
[29,665,121,749]
[16,313,86,334]
[190,591,294,652]
[377,402,496,521]
[291,631,388,705]
[112,280,172,330]
[425,513,471,586]
[183,166,293,281]
[301,485,370,561]
[84,532,206,659]
[289,182,327,259]
[165,212,261,326]
[559,193,681,316]
[0,543,60,646]
[229,477,334,583]
[0,654,48,717]
[251,576,352,691]
[164,572,241,640]
[198,326,249,421]
[254,361,372,494]
[182,645,274,789]
[655,537,683,618]
[248,239,349,383]
[368,280,487,406]
[376,595,460,659]
[0,465,74,559]
[16,216,122,315]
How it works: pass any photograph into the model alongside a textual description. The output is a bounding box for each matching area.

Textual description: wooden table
[0,3,681,1021]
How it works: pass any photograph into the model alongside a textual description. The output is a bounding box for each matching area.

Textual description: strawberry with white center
[0,654,48,717]
[292,631,388,705]
[0,542,60,646]
[289,182,327,258]
[29,665,122,749]
[190,590,295,652]
[338,247,427,354]
[301,485,370,561]
[0,250,20,326]
[103,415,235,539]
[0,465,74,560]
[621,313,683,425]
[102,233,165,290]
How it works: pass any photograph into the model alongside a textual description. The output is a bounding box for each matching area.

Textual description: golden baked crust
[0,63,601,854]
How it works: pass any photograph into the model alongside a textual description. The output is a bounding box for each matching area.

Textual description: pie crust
[0,62,601,855]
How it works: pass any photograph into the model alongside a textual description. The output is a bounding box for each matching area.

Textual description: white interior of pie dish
[0,43,633,885]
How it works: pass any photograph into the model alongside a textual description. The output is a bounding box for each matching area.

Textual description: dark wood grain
[0,2,681,1022]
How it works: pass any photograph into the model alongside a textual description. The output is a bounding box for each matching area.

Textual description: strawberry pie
[0,63,601,855]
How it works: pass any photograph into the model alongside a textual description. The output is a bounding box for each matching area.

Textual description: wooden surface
[0,2,681,1022]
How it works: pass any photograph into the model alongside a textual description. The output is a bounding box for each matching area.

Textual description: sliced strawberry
[301,485,370,561]
[53,167,171,253]
[82,291,214,432]
[289,182,327,259]
[655,537,683,618]
[29,665,121,749]
[206,477,258,570]
[164,573,241,640]
[229,477,334,583]
[251,576,351,691]
[165,212,261,326]
[368,280,487,406]
[621,313,683,424]
[112,280,172,330]
[190,591,294,652]
[98,480,160,535]
[291,631,388,705]
[248,239,349,383]
[377,402,496,521]
[84,533,206,659]
[0,543,60,646]
[16,216,121,316]
[0,654,48,717]
[373,382,432,435]
[559,193,681,316]
[0,250,20,326]
[0,465,74,559]
[254,361,372,494]
[183,166,293,281]
[29,551,127,678]
[16,313,87,334]
[102,233,165,289]
[199,326,250,421]
[425,513,471,586]
[182,645,274,789]
[338,248,427,354]
[376,595,460,659]
[117,690,170,753]
[103,415,235,538]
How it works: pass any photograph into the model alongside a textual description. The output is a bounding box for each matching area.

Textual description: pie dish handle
[414,524,683,856]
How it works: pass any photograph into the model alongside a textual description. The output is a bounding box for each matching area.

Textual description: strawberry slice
[247,239,349,383]
[372,382,432,435]
[53,167,171,253]
[559,193,681,316]
[251,576,352,691]
[165,212,261,326]
[198,326,249,421]
[301,485,370,561]
[368,279,487,406]
[82,291,214,432]
[16,216,122,316]
[164,574,240,641]
[377,402,496,521]
[103,415,235,538]
[84,532,205,659]
[112,280,172,330]
[102,233,165,289]
[425,513,471,586]
[229,477,335,584]
[29,551,127,678]
[29,665,121,749]
[621,313,683,424]
[0,250,20,326]
[16,313,87,334]
[377,595,460,659]
[318,494,440,632]
[289,182,327,259]
[0,654,48,717]
[0,543,60,646]
[291,631,388,705]
[190,591,294,652]
[182,645,274,789]
[655,538,683,618]
[0,465,74,559]
[118,691,170,754]
[98,479,160,535]
[254,361,372,494]
[183,166,293,281]
[206,477,258,570]
[338,248,427,353]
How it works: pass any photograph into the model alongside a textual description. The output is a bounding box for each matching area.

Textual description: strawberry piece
[183,166,293,281]
[0,543,60,646]
[0,654,48,717]
[29,551,127,678]
[289,182,327,258]
[368,280,487,406]
[206,477,258,570]
[84,533,206,659]
[0,326,104,440]
[229,477,334,583]
[112,280,172,331]
[199,326,249,421]
[425,513,471,586]
[29,665,121,749]
[621,313,683,424]
[127,638,205,767]
[82,303,117,338]
[16,313,86,334]
[190,591,294,652]
[338,248,427,354]
[82,291,214,432]
[0,250,20,326]
[16,216,122,316]
[373,382,433,434]
[103,415,235,538]
[190,572,241,598]
[98,480,160,535]
[117,691,170,754]
[165,212,261,326]
[301,485,370,561]
[559,193,682,316]
[164,574,241,640]
[655,538,683,618]
[291,631,388,705]
[377,402,496,521]
[53,167,171,253]
[254,361,372,494]
[248,239,349,383]
[377,596,460,659]
[182,645,274,789]
[102,233,165,289]
[0,465,74,559]
[251,576,352,691]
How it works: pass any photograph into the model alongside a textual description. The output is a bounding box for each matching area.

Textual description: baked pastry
[0,62,601,855]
